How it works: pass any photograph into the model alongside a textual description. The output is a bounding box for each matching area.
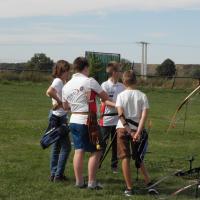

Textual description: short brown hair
[122,70,137,86]
[52,60,70,78]
[106,61,120,77]
[73,57,89,72]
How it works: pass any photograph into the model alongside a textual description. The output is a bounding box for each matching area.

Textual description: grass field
[0,81,200,200]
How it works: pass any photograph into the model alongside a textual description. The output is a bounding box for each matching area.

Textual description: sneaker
[148,188,159,195]
[49,175,54,182]
[112,167,118,174]
[54,175,68,182]
[124,189,134,197]
[146,181,154,188]
[88,182,103,190]
[75,181,87,189]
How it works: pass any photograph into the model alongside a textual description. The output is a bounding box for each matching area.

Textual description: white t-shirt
[51,78,66,117]
[100,79,125,126]
[116,89,149,130]
[62,73,103,124]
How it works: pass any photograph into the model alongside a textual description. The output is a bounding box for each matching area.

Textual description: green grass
[0,81,200,200]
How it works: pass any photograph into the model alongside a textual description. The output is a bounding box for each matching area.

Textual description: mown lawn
[0,81,200,200]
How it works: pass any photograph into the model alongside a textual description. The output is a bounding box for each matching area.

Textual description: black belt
[101,113,118,117]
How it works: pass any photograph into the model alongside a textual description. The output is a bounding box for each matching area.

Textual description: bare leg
[122,158,132,189]
[140,162,150,185]
[88,151,101,184]
[73,149,84,185]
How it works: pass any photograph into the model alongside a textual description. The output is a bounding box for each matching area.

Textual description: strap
[101,113,118,117]
[126,119,139,127]
[71,112,89,115]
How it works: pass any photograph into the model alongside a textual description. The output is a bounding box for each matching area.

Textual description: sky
[0,0,200,64]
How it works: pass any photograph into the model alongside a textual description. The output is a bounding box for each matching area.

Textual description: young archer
[116,70,152,196]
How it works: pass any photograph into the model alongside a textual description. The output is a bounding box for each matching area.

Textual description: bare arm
[46,86,62,105]
[62,101,70,111]
[104,100,115,107]
[98,91,115,107]
[133,109,148,141]
[117,106,132,134]
[117,107,148,141]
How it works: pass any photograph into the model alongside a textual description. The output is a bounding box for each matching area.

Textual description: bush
[191,69,200,79]
[191,69,200,85]
[19,71,51,82]
[0,71,20,81]
[156,58,176,78]
[0,71,51,82]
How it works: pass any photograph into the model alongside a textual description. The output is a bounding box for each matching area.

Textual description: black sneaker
[54,175,68,182]
[88,182,103,190]
[124,189,134,197]
[146,181,154,188]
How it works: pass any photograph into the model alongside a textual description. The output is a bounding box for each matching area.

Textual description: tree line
[0,53,200,81]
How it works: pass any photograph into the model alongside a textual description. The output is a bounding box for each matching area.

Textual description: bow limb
[167,85,200,133]
[177,85,200,112]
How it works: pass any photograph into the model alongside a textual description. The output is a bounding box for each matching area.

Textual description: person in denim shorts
[46,60,71,182]
[62,57,114,189]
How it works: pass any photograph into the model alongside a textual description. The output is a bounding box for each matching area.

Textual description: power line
[140,42,200,49]
[0,41,200,48]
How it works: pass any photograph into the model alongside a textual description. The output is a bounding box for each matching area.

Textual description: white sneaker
[124,189,134,197]
[88,182,103,190]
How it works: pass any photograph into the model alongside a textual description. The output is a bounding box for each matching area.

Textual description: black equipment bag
[40,124,69,149]
[126,118,148,168]
[133,129,148,168]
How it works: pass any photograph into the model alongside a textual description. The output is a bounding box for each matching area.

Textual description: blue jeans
[47,114,71,177]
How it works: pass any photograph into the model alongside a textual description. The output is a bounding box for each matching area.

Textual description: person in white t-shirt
[62,57,114,189]
[46,60,71,182]
[99,61,125,172]
[116,70,151,196]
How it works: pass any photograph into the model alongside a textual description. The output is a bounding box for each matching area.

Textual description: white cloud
[0,26,100,45]
[0,0,200,18]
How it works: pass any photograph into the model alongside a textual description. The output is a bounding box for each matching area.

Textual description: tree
[156,58,176,78]
[87,54,103,81]
[120,58,132,71]
[26,53,54,71]
[191,68,200,85]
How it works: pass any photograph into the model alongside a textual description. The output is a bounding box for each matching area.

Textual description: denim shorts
[69,123,96,152]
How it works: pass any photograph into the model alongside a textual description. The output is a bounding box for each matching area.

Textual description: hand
[132,132,140,142]
[52,101,63,110]
[91,130,99,145]
[57,99,63,105]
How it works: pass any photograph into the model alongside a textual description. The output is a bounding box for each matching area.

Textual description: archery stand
[187,156,195,171]
[195,180,200,198]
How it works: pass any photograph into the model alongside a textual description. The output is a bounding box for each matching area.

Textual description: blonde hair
[122,70,137,87]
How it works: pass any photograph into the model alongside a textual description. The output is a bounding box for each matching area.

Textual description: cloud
[0,25,100,45]
[0,0,200,18]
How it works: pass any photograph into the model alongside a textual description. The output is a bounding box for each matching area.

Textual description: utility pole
[137,41,149,79]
